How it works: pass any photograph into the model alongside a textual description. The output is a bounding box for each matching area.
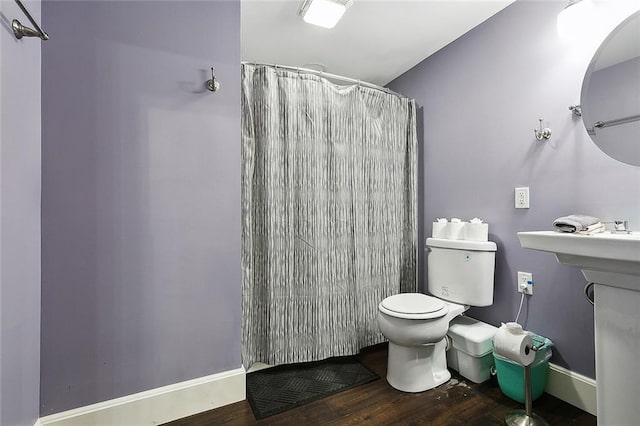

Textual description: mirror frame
[580,10,640,166]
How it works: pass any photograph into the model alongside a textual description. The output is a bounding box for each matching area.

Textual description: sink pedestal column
[517,231,640,425]
[594,283,640,426]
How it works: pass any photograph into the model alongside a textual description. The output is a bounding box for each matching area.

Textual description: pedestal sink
[518,231,640,426]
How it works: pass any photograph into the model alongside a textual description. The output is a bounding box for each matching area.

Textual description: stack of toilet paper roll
[432,217,489,242]
[493,322,535,366]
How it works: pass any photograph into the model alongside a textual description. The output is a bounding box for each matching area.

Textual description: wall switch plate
[515,187,530,209]
[517,271,533,295]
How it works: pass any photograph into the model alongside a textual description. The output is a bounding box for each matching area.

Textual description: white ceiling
[241,0,515,86]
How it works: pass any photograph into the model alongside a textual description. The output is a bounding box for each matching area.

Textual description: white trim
[545,362,597,416]
[247,362,274,373]
[38,367,245,426]
[34,361,596,424]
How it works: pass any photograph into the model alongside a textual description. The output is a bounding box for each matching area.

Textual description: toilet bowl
[377,293,466,392]
[377,237,497,393]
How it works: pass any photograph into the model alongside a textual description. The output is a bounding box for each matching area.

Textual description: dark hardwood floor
[166,344,596,425]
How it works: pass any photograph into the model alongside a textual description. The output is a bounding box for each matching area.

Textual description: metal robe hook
[534,118,552,141]
[206,67,220,92]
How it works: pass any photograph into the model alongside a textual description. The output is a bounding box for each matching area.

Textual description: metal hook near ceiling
[206,67,220,92]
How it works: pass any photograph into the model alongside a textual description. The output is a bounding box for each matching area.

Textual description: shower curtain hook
[206,67,220,92]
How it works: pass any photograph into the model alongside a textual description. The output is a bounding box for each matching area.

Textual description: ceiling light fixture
[557,0,639,44]
[557,0,593,43]
[298,0,352,29]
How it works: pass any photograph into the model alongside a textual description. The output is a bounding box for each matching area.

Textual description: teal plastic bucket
[493,333,553,403]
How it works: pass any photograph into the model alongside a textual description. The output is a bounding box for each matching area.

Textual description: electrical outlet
[517,271,533,295]
[515,187,530,209]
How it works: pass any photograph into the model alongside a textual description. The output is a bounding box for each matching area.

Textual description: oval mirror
[580,10,640,166]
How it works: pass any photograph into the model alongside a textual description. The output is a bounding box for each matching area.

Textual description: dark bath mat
[246,355,379,420]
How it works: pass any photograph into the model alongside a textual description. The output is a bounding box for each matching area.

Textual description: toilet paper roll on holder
[525,340,546,355]
[504,340,549,426]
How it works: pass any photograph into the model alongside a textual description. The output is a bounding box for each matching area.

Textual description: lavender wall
[41,1,241,415]
[389,0,640,379]
[0,1,42,424]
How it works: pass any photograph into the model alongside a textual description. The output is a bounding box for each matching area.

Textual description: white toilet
[377,237,497,392]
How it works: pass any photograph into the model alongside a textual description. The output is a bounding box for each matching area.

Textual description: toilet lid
[381,293,446,315]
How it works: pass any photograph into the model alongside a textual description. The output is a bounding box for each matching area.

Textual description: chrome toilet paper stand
[505,343,549,426]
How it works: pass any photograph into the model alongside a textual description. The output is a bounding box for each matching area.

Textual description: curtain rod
[241,61,407,99]
[12,0,49,40]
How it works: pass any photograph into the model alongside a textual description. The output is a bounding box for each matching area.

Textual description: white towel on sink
[577,222,605,235]
[553,215,601,233]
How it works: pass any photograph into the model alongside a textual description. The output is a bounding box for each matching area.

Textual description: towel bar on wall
[12,0,49,41]
[593,113,640,130]
[587,113,640,135]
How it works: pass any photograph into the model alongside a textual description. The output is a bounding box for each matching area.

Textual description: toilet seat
[379,293,448,320]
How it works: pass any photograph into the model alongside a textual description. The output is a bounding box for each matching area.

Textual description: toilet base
[386,338,450,392]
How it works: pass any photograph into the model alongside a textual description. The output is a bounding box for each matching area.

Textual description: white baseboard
[545,362,597,416]
[36,367,245,426]
[33,361,594,425]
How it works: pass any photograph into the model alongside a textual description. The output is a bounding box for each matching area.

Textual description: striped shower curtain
[241,64,417,368]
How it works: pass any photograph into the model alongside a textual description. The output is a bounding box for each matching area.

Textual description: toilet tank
[426,238,497,307]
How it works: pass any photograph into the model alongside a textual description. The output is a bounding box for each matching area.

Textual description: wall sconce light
[298,0,352,29]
